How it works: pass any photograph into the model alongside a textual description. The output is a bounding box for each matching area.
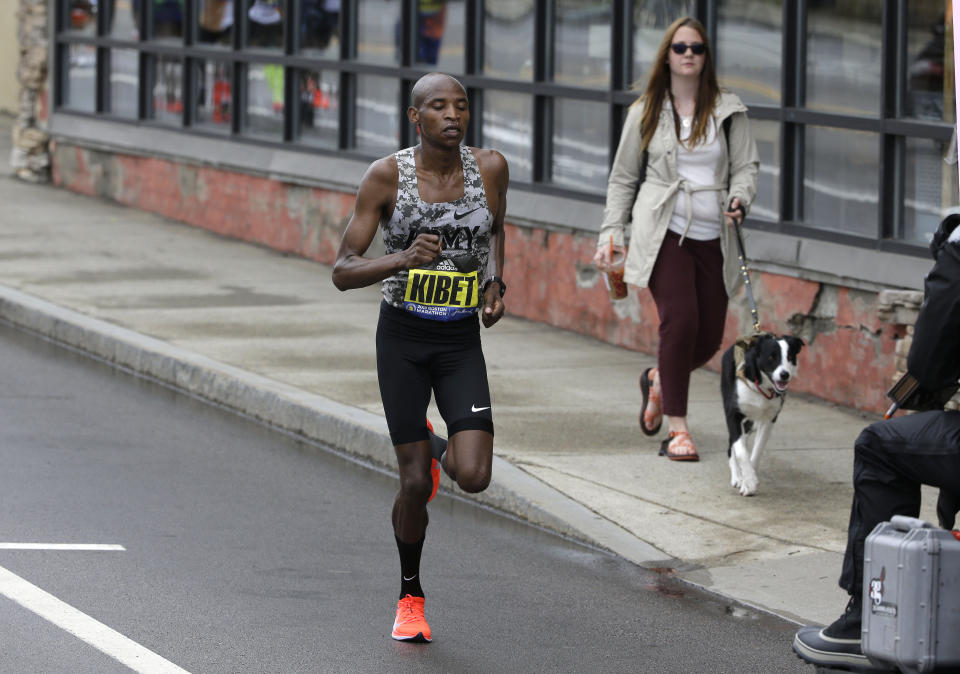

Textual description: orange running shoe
[426,419,440,503]
[392,594,432,642]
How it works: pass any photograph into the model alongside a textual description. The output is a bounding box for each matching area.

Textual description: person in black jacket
[792,213,960,671]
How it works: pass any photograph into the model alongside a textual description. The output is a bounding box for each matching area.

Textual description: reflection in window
[110,49,139,119]
[247,63,285,139]
[357,0,399,65]
[64,45,96,113]
[553,98,608,193]
[246,0,283,48]
[194,60,233,133]
[482,91,532,183]
[632,0,695,86]
[803,126,878,238]
[198,0,233,45]
[554,0,610,88]
[299,70,339,148]
[416,0,464,72]
[905,1,954,123]
[68,0,97,35]
[717,0,781,106]
[153,0,185,40]
[749,119,779,222]
[302,0,341,56]
[151,55,183,125]
[109,0,138,38]
[806,5,881,116]
[483,1,533,80]
[904,137,958,245]
[356,74,399,156]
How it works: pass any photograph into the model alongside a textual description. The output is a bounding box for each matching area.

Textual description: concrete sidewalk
[0,131,940,629]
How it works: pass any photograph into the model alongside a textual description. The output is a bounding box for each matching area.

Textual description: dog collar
[754,379,779,400]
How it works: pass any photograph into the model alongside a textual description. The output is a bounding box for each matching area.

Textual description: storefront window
[803,126,879,238]
[905,1,954,123]
[415,0,465,72]
[631,0,695,86]
[806,4,881,116]
[246,0,283,49]
[298,70,339,148]
[247,63,285,138]
[750,119,780,222]
[67,0,97,36]
[109,0,138,39]
[198,0,234,46]
[357,0,400,65]
[552,98,608,193]
[554,0,611,89]
[301,0,340,56]
[152,0,185,41]
[355,74,399,156]
[151,55,183,125]
[64,44,97,113]
[904,136,958,245]
[482,91,533,183]
[483,1,533,80]
[110,49,139,119]
[717,0,781,106]
[194,60,233,133]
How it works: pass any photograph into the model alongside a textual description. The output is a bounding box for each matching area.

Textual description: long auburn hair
[635,17,719,151]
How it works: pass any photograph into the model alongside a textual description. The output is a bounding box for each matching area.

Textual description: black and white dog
[720,333,804,496]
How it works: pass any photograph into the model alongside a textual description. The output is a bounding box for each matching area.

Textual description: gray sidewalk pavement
[0,125,940,629]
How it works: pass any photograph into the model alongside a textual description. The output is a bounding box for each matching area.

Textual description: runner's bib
[403,258,479,321]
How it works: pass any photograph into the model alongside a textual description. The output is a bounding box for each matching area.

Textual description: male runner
[332,72,508,643]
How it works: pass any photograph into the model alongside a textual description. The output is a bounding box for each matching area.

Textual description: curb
[0,285,670,568]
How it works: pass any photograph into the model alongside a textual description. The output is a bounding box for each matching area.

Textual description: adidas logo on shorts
[435,258,458,271]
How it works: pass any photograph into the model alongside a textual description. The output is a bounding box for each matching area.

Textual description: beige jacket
[598,91,760,295]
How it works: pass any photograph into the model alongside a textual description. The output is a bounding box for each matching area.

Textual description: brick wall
[51,141,903,414]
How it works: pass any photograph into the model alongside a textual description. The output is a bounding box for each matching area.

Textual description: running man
[332,72,508,643]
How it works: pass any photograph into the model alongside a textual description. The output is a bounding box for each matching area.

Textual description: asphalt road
[0,322,808,673]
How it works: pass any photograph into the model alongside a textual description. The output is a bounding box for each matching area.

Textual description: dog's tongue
[774,380,789,393]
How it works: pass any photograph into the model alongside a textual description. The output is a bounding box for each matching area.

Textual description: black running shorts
[376,301,494,446]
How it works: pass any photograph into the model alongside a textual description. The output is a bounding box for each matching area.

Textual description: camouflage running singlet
[380,145,493,322]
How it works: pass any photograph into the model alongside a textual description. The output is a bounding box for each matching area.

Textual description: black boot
[792,595,889,671]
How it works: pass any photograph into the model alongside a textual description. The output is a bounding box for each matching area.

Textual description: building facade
[48,0,956,412]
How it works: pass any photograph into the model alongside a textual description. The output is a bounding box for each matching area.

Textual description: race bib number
[403,268,479,321]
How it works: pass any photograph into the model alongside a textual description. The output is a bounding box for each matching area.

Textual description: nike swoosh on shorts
[471,404,490,412]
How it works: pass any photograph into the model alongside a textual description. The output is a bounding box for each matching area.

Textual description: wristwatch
[482,275,506,298]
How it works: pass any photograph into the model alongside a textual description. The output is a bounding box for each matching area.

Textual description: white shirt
[667,116,723,241]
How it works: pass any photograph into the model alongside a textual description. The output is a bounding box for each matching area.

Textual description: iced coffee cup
[600,248,628,300]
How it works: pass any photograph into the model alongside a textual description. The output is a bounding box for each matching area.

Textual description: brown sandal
[658,430,699,462]
[639,367,662,436]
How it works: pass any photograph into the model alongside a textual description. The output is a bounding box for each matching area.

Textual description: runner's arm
[480,151,508,328]
[332,159,441,291]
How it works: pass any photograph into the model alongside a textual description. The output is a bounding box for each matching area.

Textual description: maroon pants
[647,230,728,417]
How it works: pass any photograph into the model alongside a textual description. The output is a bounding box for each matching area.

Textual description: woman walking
[594,17,759,461]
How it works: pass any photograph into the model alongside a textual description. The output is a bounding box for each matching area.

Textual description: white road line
[0,543,126,552]
[0,564,190,674]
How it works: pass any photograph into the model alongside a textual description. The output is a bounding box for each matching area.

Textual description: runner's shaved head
[410,73,467,109]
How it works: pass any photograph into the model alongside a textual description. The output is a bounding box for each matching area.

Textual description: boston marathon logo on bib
[403,256,480,321]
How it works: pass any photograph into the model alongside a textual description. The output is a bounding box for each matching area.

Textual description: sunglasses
[670,42,706,56]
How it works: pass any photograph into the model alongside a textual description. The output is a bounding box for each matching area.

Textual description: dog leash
[733,218,760,332]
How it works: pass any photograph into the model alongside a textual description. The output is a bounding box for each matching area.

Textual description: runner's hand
[482,285,504,328]
[402,233,442,268]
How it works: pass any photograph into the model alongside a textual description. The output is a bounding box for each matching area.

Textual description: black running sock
[428,430,447,463]
[396,535,425,599]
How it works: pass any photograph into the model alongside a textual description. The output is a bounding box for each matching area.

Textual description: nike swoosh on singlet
[453,207,481,220]
[471,404,491,412]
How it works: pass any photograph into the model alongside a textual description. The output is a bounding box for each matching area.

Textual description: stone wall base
[52,141,904,414]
